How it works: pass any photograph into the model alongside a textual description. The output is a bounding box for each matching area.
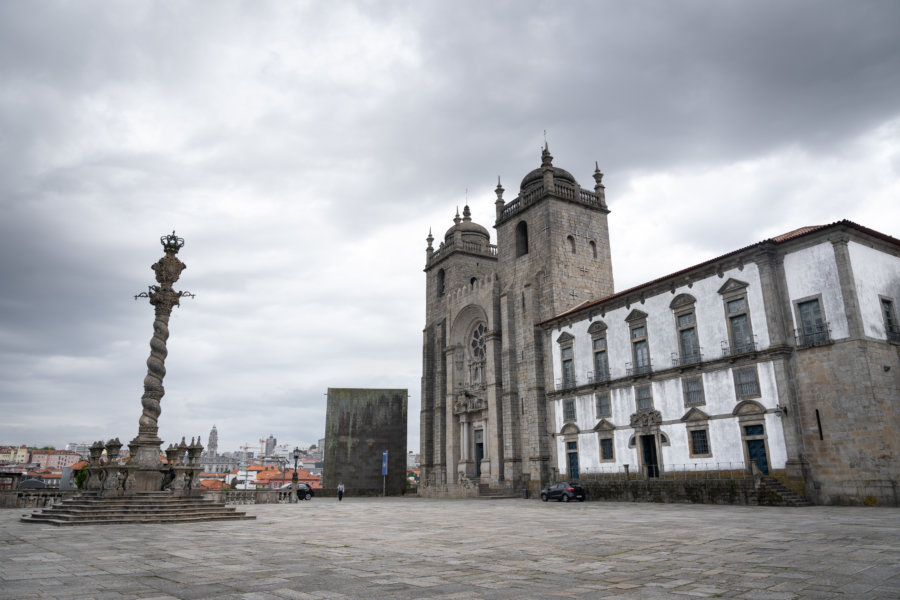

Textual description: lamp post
[292,447,300,503]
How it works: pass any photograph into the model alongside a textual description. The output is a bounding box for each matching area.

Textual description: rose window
[471,323,487,360]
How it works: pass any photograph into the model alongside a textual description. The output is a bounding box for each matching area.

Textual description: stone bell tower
[420,145,615,497]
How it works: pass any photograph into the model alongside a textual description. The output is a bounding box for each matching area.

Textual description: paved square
[2,498,899,599]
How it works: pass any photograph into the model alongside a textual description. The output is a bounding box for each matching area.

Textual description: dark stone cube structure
[324,388,407,495]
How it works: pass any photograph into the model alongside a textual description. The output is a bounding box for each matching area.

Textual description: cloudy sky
[2,1,899,455]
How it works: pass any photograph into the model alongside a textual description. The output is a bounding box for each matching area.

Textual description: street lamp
[292,447,300,503]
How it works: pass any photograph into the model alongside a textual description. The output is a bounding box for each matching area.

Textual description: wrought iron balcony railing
[587,369,610,384]
[886,325,900,344]
[625,361,652,376]
[555,375,578,391]
[721,336,757,357]
[671,350,703,367]
[795,323,831,348]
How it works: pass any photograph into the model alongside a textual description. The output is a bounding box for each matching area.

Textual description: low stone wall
[577,478,757,505]
[0,490,72,509]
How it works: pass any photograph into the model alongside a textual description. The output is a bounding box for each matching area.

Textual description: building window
[599,437,614,461]
[682,376,705,406]
[590,240,597,258]
[796,297,828,346]
[689,429,711,457]
[734,366,760,399]
[561,345,575,388]
[677,311,700,365]
[471,323,487,360]
[563,399,576,421]
[631,324,650,374]
[437,269,445,296]
[726,296,754,354]
[882,297,900,343]
[596,393,611,418]
[592,336,609,382]
[636,385,653,411]
[567,235,576,254]
[515,221,529,257]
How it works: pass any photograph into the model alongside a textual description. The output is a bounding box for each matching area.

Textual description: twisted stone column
[130,232,193,489]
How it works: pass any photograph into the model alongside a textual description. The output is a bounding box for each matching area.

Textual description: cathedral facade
[420,145,614,496]
[420,147,900,504]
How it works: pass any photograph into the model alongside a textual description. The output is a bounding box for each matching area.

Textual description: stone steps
[758,477,814,507]
[477,484,521,499]
[20,491,255,526]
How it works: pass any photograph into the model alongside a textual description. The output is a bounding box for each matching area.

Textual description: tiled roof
[544,219,899,325]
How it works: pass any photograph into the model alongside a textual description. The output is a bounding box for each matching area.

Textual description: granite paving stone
[2,498,899,599]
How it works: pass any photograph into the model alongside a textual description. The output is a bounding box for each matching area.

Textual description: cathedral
[420,144,615,496]
[419,145,900,505]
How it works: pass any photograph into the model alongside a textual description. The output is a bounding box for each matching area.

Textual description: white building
[544,221,900,505]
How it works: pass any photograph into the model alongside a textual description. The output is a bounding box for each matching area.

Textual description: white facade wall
[783,242,849,339]
[550,263,788,477]
[550,264,769,387]
[848,241,900,340]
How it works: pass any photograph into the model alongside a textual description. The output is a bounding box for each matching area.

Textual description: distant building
[199,425,238,474]
[324,388,407,494]
[265,435,277,457]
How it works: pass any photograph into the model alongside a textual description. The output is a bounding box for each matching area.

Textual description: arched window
[470,277,477,289]
[515,221,529,257]
[437,269,445,296]
[567,235,576,254]
[589,240,597,258]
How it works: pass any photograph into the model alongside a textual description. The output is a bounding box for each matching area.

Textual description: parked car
[540,481,585,502]
[279,482,315,500]
[296,482,314,500]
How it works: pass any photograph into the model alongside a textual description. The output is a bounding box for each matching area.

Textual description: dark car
[296,483,314,500]
[540,481,585,502]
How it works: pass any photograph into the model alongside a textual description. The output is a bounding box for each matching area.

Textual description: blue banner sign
[382,450,388,476]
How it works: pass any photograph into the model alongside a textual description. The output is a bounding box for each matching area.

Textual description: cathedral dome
[519,165,576,190]
[519,143,577,190]
[444,205,490,243]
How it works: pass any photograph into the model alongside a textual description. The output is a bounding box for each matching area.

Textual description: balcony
[587,370,610,384]
[625,361,652,377]
[555,375,578,391]
[721,337,757,357]
[795,323,831,348]
[671,350,703,367]
[887,325,900,344]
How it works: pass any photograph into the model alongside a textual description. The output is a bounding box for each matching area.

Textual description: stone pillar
[831,235,864,339]
[130,232,192,492]
[485,328,503,485]
[754,245,790,347]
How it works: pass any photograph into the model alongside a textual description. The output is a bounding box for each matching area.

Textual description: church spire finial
[593,161,607,208]
[541,141,553,168]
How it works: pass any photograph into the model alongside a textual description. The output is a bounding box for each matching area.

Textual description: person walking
[337,481,344,501]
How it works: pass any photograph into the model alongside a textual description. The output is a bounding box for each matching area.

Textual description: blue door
[566,442,579,479]
[746,439,769,475]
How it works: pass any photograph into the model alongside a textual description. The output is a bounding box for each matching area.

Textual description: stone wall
[324,388,408,495]
[792,339,900,506]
